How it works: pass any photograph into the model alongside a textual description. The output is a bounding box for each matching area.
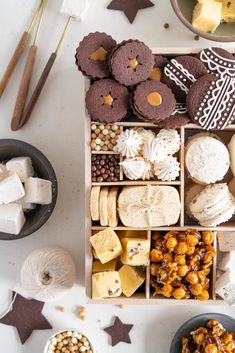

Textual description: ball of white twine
[20,247,76,302]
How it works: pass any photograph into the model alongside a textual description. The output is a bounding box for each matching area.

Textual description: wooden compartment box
[85,49,235,304]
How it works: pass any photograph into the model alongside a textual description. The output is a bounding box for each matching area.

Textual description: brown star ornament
[107,0,155,23]
[0,292,52,344]
[104,316,133,346]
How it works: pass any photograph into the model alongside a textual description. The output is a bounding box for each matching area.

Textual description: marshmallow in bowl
[0,203,26,235]
[24,177,52,205]
[6,156,34,183]
[0,174,25,204]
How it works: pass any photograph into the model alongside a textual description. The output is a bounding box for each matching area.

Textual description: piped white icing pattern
[142,138,169,162]
[156,129,181,155]
[153,156,180,181]
[200,48,235,78]
[173,103,188,115]
[164,59,197,94]
[194,76,235,130]
[115,129,142,158]
[120,157,146,180]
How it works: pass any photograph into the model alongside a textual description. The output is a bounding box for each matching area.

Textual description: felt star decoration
[107,0,155,24]
[0,292,52,344]
[104,316,133,346]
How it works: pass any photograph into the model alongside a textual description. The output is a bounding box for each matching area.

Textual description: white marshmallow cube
[0,203,26,235]
[24,177,52,205]
[0,174,25,204]
[218,252,235,272]
[16,197,35,212]
[60,0,89,20]
[216,271,235,305]
[218,231,235,252]
[0,164,10,182]
[6,157,34,183]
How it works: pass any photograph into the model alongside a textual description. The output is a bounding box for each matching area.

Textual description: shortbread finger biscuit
[228,135,235,176]
[100,187,109,226]
[108,187,119,227]
[90,186,101,221]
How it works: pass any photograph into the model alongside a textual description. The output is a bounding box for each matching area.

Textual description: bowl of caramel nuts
[170,313,235,353]
[44,329,94,353]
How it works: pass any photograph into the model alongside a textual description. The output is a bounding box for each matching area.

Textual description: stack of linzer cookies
[75,32,235,302]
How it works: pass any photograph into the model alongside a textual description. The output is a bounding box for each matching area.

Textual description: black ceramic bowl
[0,139,57,240]
[170,313,235,353]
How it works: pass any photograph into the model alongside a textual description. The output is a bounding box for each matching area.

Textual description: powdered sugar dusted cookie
[187,74,235,130]
[163,56,207,102]
[199,47,235,78]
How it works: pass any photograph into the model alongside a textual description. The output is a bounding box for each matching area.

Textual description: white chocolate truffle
[116,129,142,158]
[154,156,180,181]
[186,136,230,185]
[156,129,181,155]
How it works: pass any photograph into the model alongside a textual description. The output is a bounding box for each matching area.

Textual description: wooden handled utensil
[0,0,43,97]
[11,0,47,131]
[18,0,89,129]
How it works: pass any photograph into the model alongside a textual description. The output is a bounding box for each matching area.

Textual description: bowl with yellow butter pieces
[171,0,235,42]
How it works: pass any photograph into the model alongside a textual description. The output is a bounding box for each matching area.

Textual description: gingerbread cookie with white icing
[186,74,235,130]
[199,47,235,78]
[162,56,207,102]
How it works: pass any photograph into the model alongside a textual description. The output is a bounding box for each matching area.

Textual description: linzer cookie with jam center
[199,47,235,78]
[187,74,235,130]
[110,40,154,86]
[149,55,168,81]
[86,79,129,123]
[132,80,176,124]
[75,32,116,79]
[163,56,207,102]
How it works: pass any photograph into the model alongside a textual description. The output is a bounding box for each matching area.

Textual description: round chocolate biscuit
[110,40,154,86]
[149,55,168,81]
[159,113,190,129]
[132,80,176,123]
[199,47,235,78]
[86,79,129,123]
[186,74,235,130]
[162,56,207,102]
[75,32,116,79]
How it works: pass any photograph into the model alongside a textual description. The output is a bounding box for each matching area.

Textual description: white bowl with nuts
[44,329,94,353]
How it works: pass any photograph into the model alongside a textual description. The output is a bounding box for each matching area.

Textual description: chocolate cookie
[199,47,235,78]
[132,80,176,123]
[159,103,190,129]
[187,74,235,130]
[75,32,116,79]
[86,79,129,123]
[163,56,207,102]
[149,55,168,81]
[110,40,154,86]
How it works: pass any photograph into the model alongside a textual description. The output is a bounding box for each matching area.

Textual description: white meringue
[156,129,181,155]
[154,156,180,181]
[142,138,169,163]
[120,157,146,180]
[115,129,142,158]
[142,161,154,180]
[136,128,156,143]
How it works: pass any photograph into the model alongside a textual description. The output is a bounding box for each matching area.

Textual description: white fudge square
[218,252,235,272]
[216,271,235,305]
[16,197,35,211]
[218,232,235,252]
[60,0,88,20]
[6,157,34,183]
[0,174,25,204]
[0,164,10,182]
[24,177,52,205]
[0,203,26,235]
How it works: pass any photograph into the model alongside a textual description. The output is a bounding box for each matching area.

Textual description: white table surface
[0,1,234,352]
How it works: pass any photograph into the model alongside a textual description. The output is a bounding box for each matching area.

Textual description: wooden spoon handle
[0,31,30,97]
[11,44,37,131]
[20,52,57,128]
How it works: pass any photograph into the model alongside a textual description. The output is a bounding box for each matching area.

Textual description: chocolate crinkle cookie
[75,32,116,79]
[132,80,176,124]
[86,78,129,123]
[110,40,154,86]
